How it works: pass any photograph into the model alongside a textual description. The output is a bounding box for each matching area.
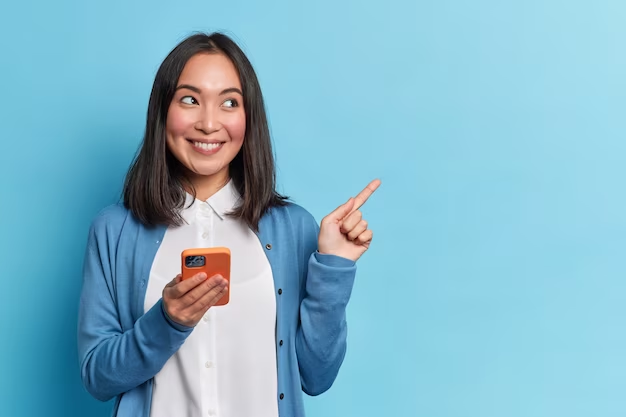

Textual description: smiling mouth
[188,140,225,153]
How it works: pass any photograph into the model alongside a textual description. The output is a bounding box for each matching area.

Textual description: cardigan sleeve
[294,211,357,396]
[77,210,193,402]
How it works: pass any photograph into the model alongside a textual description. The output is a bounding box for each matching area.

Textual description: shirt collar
[181,180,240,224]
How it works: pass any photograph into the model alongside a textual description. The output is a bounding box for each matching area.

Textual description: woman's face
[166,52,246,184]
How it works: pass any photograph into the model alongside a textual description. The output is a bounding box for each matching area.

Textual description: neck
[186,169,230,201]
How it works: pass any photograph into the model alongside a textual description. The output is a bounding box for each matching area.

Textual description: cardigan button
[280,393,284,400]
[278,289,282,295]
[265,243,272,250]
[279,340,283,346]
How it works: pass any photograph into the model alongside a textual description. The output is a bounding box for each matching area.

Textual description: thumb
[328,197,355,221]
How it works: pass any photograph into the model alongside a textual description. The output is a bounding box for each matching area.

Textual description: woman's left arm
[296,180,380,396]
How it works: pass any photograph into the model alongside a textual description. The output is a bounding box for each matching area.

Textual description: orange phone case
[181,247,231,306]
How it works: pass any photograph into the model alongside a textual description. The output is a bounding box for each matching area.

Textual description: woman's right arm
[77,214,227,402]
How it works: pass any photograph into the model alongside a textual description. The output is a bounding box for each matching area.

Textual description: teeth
[193,141,222,151]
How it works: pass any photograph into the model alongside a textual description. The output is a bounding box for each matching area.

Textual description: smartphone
[181,247,231,306]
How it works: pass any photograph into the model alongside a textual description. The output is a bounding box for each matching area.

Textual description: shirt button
[265,243,272,250]
[205,361,213,368]
[208,409,216,416]
[203,315,210,322]
[202,232,209,239]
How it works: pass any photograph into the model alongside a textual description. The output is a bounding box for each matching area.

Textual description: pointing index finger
[351,179,381,213]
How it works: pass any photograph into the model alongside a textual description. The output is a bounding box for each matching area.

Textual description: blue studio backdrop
[0,1,625,416]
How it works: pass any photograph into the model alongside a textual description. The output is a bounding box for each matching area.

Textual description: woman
[77,32,379,417]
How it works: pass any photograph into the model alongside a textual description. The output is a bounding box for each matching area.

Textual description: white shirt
[144,180,278,417]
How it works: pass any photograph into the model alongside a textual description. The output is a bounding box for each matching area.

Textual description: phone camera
[185,255,206,268]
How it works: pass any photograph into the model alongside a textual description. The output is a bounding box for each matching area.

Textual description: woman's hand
[162,273,228,327]
[318,179,380,262]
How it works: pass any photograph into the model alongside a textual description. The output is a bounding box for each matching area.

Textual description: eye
[181,96,198,105]
[222,98,239,108]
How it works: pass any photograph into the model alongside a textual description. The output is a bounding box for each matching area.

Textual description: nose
[194,106,222,135]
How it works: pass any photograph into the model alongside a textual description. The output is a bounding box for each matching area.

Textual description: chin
[187,165,224,176]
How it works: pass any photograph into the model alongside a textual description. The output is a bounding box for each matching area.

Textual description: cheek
[166,106,194,139]
[224,113,246,146]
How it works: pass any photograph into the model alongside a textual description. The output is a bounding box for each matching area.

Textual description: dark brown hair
[123,32,288,231]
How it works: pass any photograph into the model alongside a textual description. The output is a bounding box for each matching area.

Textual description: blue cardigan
[77,202,357,417]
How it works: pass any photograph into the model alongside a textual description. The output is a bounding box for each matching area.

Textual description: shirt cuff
[314,251,356,268]
[160,298,194,332]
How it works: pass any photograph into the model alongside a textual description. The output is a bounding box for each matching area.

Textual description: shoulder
[269,202,318,230]
[285,202,317,224]
[90,203,130,228]
[88,203,134,240]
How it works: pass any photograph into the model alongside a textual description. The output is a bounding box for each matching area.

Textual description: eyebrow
[176,84,243,96]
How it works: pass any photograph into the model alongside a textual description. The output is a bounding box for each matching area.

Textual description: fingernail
[198,273,207,280]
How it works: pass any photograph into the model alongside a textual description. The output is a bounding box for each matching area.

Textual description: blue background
[1,0,625,416]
